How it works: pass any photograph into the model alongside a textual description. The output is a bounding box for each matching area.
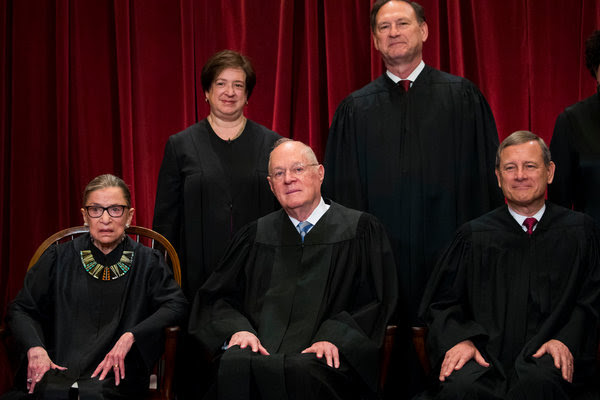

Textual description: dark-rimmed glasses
[84,205,128,218]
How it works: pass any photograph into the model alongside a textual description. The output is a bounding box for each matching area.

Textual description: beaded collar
[80,250,134,281]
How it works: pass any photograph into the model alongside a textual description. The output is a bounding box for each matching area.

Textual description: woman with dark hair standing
[549,30,600,224]
[153,50,281,301]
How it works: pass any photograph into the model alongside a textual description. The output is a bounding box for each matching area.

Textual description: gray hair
[495,131,551,169]
[82,174,132,207]
[268,139,319,173]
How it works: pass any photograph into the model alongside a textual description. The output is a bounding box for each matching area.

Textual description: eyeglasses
[84,205,128,218]
[269,163,319,181]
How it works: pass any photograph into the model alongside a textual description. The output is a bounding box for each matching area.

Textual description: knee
[436,361,499,400]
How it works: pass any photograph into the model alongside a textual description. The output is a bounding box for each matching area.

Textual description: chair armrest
[159,326,180,399]
[411,326,430,375]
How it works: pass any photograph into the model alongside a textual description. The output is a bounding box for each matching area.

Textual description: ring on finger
[27,378,33,383]
[114,364,119,368]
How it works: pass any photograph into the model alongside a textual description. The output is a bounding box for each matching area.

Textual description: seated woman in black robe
[2,174,188,400]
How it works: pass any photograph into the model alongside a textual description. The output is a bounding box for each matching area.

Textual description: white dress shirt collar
[288,197,330,233]
[508,204,546,232]
[386,60,425,86]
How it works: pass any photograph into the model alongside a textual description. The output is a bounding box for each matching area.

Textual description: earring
[125,224,130,229]
[84,222,88,227]
[205,98,209,103]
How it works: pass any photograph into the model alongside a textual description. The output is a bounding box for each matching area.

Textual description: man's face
[495,141,555,212]
[372,1,428,67]
[267,142,324,220]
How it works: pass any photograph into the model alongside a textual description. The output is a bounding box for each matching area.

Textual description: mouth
[285,189,301,195]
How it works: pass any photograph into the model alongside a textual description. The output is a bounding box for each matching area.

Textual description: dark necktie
[523,217,537,235]
[398,80,411,92]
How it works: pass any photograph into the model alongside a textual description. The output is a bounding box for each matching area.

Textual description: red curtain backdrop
[1,0,599,390]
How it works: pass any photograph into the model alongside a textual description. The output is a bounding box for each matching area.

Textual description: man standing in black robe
[324,0,503,326]
[189,139,398,399]
[419,131,600,399]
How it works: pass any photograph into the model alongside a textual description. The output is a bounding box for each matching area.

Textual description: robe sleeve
[127,250,189,366]
[153,137,183,251]
[6,246,58,352]
[462,83,504,212]
[419,228,489,368]
[323,97,367,210]
[188,224,259,356]
[548,111,580,210]
[553,220,600,358]
[311,214,398,391]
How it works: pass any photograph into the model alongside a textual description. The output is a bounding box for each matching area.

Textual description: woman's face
[81,187,134,254]
[205,67,248,120]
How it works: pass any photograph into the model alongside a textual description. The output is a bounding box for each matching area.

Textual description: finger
[439,354,455,381]
[28,379,37,394]
[91,362,103,378]
[114,364,121,386]
[324,349,333,367]
[532,345,545,358]
[51,363,68,371]
[119,359,126,380]
[332,347,340,369]
[453,355,468,370]
[99,363,112,381]
[474,350,490,367]
[258,344,270,356]
[251,339,259,352]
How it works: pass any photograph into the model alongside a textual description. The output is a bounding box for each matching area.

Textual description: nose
[99,209,111,223]
[283,169,297,184]
[390,23,400,36]
[225,83,235,96]
[515,167,527,180]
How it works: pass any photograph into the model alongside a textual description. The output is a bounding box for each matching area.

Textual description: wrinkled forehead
[269,143,312,169]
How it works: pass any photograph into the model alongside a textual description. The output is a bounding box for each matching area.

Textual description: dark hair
[585,30,600,79]
[82,174,132,207]
[200,50,257,98]
[495,131,551,169]
[370,0,426,33]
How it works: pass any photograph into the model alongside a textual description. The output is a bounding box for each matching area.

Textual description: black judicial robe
[6,234,188,398]
[420,204,600,396]
[324,66,503,323]
[549,91,600,224]
[153,119,281,299]
[189,201,398,399]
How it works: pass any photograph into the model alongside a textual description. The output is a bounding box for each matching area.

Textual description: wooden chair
[379,325,397,391]
[5,225,181,400]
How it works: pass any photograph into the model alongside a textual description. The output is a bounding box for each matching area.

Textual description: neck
[286,202,319,223]
[385,57,421,79]
[93,240,120,255]
[507,201,544,217]
[208,113,247,141]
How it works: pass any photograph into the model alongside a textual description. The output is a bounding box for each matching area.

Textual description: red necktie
[523,217,537,235]
[398,80,411,92]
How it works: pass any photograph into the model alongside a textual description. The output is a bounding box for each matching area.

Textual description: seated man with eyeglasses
[188,138,398,400]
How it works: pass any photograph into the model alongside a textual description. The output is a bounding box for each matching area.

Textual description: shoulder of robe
[168,121,205,145]
[245,119,282,141]
[563,92,600,116]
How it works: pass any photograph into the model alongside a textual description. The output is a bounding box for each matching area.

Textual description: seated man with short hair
[189,139,398,399]
[419,131,600,399]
